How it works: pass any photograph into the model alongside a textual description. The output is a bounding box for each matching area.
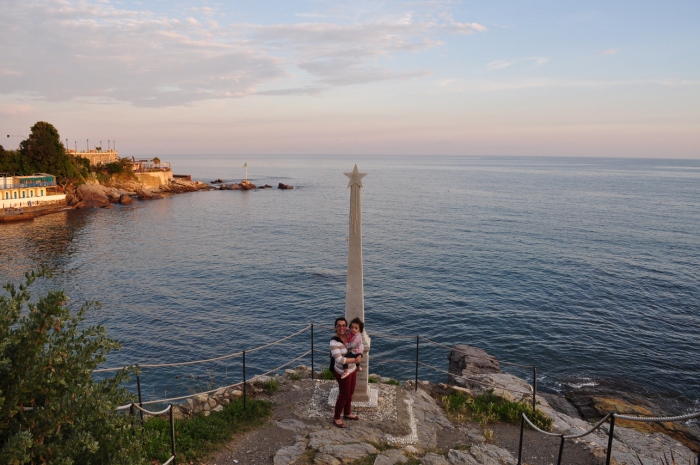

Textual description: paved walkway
[203,378,606,465]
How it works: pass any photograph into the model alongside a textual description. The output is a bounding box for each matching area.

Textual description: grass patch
[321,369,335,380]
[143,398,272,464]
[290,373,302,381]
[385,378,400,386]
[442,392,553,431]
[263,378,280,395]
[368,376,377,384]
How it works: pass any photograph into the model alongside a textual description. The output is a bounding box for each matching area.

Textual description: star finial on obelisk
[344,164,367,188]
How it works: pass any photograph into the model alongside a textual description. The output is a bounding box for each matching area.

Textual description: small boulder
[118,194,135,205]
[278,183,294,189]
[211,179,225,184]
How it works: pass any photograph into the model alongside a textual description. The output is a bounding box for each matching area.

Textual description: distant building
[68,149,119,166]
[0,173,66,209]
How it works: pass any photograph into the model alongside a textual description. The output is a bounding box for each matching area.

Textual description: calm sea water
[1,155,699,412]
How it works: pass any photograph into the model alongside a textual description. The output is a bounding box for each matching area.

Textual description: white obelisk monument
[344,164,372,402]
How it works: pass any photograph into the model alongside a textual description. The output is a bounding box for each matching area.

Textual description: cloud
[435,77,700,93]
[599,49,621,55]
[0,104,35,117]
[0,0,485,107]
[483,57,549,72]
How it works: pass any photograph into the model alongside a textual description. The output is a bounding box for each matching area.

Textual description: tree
[152,157,160,168]
[18,122,80,179]
[0,270,149,464]
[0,145,21,174]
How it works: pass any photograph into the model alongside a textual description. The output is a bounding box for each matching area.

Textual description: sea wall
[1,194,67,210]
[135,170,173,188]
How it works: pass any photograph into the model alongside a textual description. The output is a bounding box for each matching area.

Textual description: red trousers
[333,369,356,420]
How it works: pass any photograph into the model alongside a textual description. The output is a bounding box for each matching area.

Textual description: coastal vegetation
[0,270,271,464]
[143,398,271,464]
[441,391,553,431]
[0,121,136,186]
[0,269,142,464]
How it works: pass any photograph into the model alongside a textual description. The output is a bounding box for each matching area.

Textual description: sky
[1,0,698,158]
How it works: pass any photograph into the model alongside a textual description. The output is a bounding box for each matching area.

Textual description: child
[342,317,364,379]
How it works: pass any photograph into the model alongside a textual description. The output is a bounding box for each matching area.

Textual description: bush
[105,161,125,174]
[321,369,335,380]
[0,269,146,464]
[368,376,377,384]
[442,392,553,431]
[386,378,400,386]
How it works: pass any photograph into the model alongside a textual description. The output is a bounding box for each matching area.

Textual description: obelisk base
[353,350,371,402]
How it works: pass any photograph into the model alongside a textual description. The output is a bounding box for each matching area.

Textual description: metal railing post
[169,403,176,464]
[517,414,524,465]
[311,324,314,380]
[242,351,247,411]
[605,414,616,465]
[557,434,565,465]
[136,364,144,424]
[532,367,537,411]
[415,336,419,391]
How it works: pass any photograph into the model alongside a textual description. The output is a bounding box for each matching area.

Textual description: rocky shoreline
[147,346,698,465]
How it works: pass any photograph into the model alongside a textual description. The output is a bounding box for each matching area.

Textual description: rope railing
[517,410,700,465]
[121,350,312,408]
[94,325,311,372]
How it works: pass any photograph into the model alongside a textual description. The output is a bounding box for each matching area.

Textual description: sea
[1,155,699,415]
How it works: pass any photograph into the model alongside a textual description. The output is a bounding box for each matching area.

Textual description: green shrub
[0,269,146,464]
[442,392,553,431]
[262,378,279,395]
[96,171,111,184]
[106,161,125,174]
[290,373,302,381]
[368,376,377,384]
[321,369,335,380]
[386,378,400,386]
[143,398,271,464]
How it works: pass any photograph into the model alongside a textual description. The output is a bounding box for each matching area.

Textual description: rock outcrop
[136,188,164,200]
[564,387,700,453]
[447,345,500,387]
[220,180,256,190]
[278,183,294,189]
[161,179,212,193]
[118,194,135,205]
[75,182,111,208]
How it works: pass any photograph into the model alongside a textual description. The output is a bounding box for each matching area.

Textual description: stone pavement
[203,371,610,465]
[201,367,697,465]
